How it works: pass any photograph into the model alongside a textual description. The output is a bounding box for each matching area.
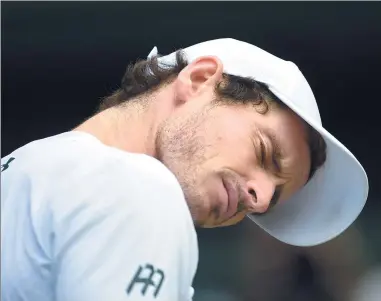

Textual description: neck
[74,97,167,156]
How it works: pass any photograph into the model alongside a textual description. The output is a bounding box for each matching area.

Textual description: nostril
[249,189,257,203]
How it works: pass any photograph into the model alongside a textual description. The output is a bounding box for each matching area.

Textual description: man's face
[155,57,311,228]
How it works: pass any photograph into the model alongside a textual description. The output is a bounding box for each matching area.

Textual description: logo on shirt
[126,263,165,298]
[1,157,15,172]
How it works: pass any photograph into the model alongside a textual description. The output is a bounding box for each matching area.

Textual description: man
[1,38,368,301]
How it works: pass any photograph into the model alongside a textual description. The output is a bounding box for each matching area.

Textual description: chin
[197,216,240,228]
[199,220,238,228]
[204,214,247,228]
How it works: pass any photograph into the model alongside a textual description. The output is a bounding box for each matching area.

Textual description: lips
[221,177,239,220]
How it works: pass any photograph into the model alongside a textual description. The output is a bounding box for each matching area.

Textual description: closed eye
[257,135,267,169]
[272,147,283,174]
[255,132,283,175]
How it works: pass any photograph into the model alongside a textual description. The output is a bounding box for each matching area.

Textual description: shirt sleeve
[51,155,198,301]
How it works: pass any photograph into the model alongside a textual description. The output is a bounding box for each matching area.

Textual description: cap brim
[247,90,369,247]
[153,38,368,247]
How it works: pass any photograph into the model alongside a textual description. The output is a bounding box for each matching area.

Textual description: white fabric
[151,38,369,246]
[1,132,198,301]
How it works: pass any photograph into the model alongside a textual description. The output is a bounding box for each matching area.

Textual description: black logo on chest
[126,263,165,298]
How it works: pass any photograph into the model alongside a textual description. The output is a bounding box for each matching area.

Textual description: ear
[175,56,224,102]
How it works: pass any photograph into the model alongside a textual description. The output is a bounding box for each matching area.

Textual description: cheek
[206,117,257,168]
[210,135,256,175]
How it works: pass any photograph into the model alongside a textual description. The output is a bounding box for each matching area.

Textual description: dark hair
[100,50,326,181]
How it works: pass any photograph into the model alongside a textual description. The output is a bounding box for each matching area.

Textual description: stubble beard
[154,109,213,226]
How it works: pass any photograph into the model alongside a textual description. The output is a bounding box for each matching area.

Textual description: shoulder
[3,132,199,300]
[5,131,182,198]
[3,131,194,233]
[7,131,177,183]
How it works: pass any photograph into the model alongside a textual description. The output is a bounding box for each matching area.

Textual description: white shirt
[1,131,198,301]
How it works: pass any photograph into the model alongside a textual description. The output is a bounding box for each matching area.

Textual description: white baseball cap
[148,38,368,247]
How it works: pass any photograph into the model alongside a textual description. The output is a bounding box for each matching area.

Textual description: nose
[246,171,276,214]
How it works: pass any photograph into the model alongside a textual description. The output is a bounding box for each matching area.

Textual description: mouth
[221,177,239,220]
